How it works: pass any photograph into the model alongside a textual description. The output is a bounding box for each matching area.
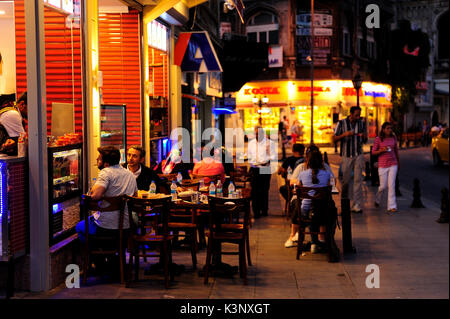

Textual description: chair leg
[245,230,252,266]
[82,252,89,285]
[240,241,248,285]
[134,247,139,282]
[163,241,169,289]
[296,230,304,260]
[190,230,197,269]
[204,238,213,284]
[168,241,174,282]
[126,252,133,287]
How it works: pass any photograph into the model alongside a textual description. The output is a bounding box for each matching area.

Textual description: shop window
[260,32,267,43]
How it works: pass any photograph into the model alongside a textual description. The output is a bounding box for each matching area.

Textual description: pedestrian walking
[372,122,400,213]
[333,106,368,214]
[248,125,277,218]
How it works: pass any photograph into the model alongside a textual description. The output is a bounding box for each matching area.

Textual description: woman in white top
[284,148,331,252]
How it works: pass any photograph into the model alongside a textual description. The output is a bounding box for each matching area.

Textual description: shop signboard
[297,36,331,65]
[296,11,332,66]
[268,45,283,68]
[297,12,333,27]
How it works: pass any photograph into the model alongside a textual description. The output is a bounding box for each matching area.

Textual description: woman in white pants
[372,122,400,213]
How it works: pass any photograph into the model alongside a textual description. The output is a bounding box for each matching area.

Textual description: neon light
[212,108,237,115]
[0,161,6,219]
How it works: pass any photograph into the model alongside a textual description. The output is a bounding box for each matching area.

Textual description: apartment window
[246,11,279,44]
[358,36,367,58]
[342,30,351,56]
[367,39,376,59]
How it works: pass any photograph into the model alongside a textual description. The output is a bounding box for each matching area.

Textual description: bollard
[411,178,425,208]
[341,198,356,254]
[323,151,329,165]
[364,161,371,181]
[436,188,449,223]
[395,176,402,197]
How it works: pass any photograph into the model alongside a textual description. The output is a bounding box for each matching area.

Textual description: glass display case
[48,143,82,245]
[101,104,127,163]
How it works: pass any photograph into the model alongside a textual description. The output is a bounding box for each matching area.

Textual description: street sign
[296,27,333,36]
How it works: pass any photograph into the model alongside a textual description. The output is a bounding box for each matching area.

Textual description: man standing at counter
[333,106,368,214]
[0,91,27,155]
[123,145,164,192]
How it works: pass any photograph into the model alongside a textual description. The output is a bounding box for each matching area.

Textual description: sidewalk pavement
[12,166,448,299]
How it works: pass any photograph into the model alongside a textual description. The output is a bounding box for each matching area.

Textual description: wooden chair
[125,195,174,288]
[296,186,333,261]
[204,196,251,285]
[193,174,221,185]
[80,195,127,285]
[283,178,294,218]
[230,165,251,189]
[168,201,199,269]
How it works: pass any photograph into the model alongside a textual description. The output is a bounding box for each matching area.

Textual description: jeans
[341,154,364,209]
[376,165,398,210]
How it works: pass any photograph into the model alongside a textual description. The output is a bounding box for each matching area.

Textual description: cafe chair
[168,201,199,269]
[125,195,174,288]
[230,165,251,189]
[80,195,127,285]
[204,196,251,285]
[283,178,294,218]
[296,186,334,261]
[192,173,221,185]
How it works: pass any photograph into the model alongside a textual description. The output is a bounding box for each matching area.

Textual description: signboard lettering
[244,87,280,95]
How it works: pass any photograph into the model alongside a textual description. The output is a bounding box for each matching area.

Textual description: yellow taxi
[432,128,449,166]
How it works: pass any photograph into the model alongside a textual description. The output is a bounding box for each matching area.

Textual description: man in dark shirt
[278,143,305,200]
[123,145,164,192]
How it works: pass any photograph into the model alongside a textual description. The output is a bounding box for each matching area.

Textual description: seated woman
[284,149,331,253]
[192,142,225,185]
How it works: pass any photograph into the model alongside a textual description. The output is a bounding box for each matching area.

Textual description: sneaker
[284,238,296,248]
[292,232,299,242]
[311,244,318,254]
[351,204,363,214]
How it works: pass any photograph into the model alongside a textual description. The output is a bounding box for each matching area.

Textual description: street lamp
[252,95,269,125]
[352,72,363,108]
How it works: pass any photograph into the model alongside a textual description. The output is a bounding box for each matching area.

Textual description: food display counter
[47,143,82,245]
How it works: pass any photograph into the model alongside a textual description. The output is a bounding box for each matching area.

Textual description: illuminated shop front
[235,80,392,144]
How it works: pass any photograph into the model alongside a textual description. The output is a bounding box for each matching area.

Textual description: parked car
[432,128,449,166]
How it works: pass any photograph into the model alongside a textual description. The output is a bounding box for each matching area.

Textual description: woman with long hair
[284,149,330,253]
[372,122,400,213]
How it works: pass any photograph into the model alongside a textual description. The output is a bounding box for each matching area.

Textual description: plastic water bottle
[209,181,216,196]
[216,180,223,197]
[170,180,178,201]
[149,180,157,194]
[177,172,183,184]
[287,166,293,179]
[228,181,235,198]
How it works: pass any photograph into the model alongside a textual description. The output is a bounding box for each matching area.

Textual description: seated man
[193,142,225,184]
[278,143,305,201]
[123,145,164,192]
[76,146,138,245]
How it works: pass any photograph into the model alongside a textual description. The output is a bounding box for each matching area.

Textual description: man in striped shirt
[333,106,368,214]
